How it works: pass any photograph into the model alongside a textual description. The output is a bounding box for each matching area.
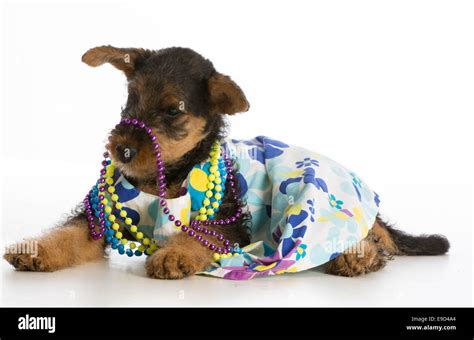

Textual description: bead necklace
[84,118,245,261]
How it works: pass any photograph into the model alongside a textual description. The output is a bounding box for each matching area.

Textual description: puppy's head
[82,46,249,181]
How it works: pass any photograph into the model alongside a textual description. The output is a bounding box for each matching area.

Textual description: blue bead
[107,229,114,236]
[118,248,125,255]
[126,249,133,257]
[111,243,118,249]
[94,212,99,218]
[105,220,112,227]
[134,250,143,256]
[118,244,125,252]
[111,237,118,244]
[105,236,112,243]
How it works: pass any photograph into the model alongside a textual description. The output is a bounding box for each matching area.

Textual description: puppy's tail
[376,215,450,256]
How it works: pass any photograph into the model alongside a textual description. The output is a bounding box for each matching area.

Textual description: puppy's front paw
[145,246,202,279]
[4,245,50,272]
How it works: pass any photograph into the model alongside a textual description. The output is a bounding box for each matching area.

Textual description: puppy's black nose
[115,145,137,163]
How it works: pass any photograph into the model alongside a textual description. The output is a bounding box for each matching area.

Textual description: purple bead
[235,212,241,218]
[88,216,94,222]
[131,118,138,125]
[155,152,161,158]
[99,195,104,200]
[196,235,203,241]
[174,220,182,227]
[217,234,224,241]
[168,215,175,221]
[225,219,231,225]
[230,216,237,223]
[150,135,157,142]
[209,244,216,251]
[210,230,217,236]
[237,208,242,213]
[202,239,209,246]
[229,181,235,187]
[223,248,229,254]
[99,178,105,183]
[224,240,230,246]
[227,174,234,180]
[181,225,188,232]
[203,220,210,225]
[145,127,152,135]
[124,118,131,125]
[100,169,106,175]
[202,228,209,235]
[160,199,167,206]
[194,226,202,232]
[101,160,108,166]
[103,151,110,158]
[139,122,146,129]
[211,220,217,225]
[163,207,170,214]
[159,191,166,198]
[188,230,195,237]
[216,247,223,254]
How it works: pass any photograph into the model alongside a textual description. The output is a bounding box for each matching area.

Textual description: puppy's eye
[166,108,181,117]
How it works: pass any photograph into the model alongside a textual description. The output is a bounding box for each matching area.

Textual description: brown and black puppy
[4,46,450,279]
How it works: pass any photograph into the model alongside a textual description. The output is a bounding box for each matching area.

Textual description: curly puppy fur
[4,46,450,279]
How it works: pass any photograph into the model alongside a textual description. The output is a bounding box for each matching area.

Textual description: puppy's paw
[145,246,202,280]
[4,245,50,272]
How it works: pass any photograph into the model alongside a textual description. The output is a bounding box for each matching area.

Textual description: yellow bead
[143,238,150,245]
[207,208,214,215]
[212,202,219,209]
[150,244,158,251]
[136,232,143,239]
[138,245,145,252]
[108,215,116,222]
[211,160,218,166]
[120,210,127,218]
[130,225,137,233]
[214,172,220,178]
[115,202,123,209]
[215,185,222,192]
[106,178,114,185]
[111,194,119,202]
[108,186,115,193]
[195,215,202,221]
[205,190,213,198]
[199,207,207,214]
[208,174,215,181]
[210,165,218,173]
[129,242,136,249]
[104,206,112,213]
[207,183,215,190]
[215,178,222,184]
[233,253,238,257]
[121,238,128,245]
[112,223,120,231]
[203,198,210,206]
[214,193,222,200]
[125,217,132,225]
[101,198,109,205]
[115,231,122,239]
[200,214,207,221]
[212,253,220,261]
[146,248,153,255]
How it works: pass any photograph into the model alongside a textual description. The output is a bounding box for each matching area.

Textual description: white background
[1,0,473,306]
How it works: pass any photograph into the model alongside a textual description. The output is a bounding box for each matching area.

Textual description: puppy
[4,46,450,279]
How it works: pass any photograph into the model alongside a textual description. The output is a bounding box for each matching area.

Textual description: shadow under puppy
[4,46,450,279]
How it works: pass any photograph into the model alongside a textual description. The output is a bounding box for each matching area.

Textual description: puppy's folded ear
[208,73,249,115]
[81,45,152,80]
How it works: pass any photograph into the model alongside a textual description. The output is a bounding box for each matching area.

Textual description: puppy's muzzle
[116,144,138,163]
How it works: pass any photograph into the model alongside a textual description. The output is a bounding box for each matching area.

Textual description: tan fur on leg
[146,233,212,279]
[4,220,105,272]
[326,228,388,277]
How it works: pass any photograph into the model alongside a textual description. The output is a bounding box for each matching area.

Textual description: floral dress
[113,136,380,280]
